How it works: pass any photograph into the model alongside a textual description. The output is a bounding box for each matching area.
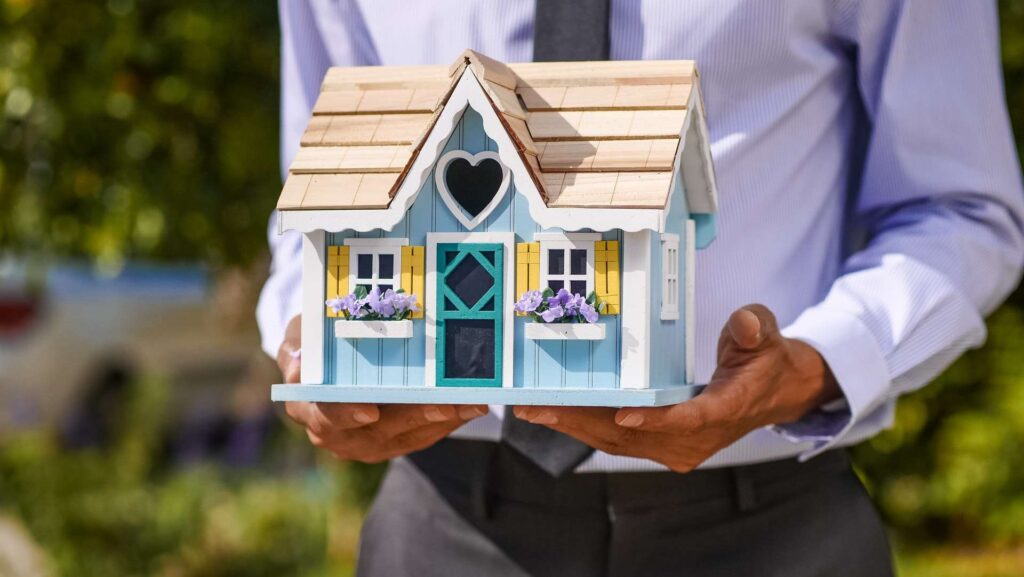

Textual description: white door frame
[424,232,515,388]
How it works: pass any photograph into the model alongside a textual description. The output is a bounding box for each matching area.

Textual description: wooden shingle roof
[277,50,704,212]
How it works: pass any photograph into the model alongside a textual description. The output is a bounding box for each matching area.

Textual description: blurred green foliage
[1,0,1024,574]
[0,378,345,577]
[0,0,280,272]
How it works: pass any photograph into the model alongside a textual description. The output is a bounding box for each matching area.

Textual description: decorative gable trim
[280,67,668,234]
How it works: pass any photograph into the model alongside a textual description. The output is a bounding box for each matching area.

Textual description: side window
[537,234,597,296]
[545,247,589,295]
[345,239,407,294]
[660,233,680,320]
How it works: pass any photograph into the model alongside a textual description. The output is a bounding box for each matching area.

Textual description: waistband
[407,438,851,516]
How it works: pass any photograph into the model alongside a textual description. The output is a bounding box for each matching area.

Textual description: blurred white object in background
[0,259,259,445]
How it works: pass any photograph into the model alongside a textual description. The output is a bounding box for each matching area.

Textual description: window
[661,233,680,320]
[536,233,600,296]
[344,238,407,294]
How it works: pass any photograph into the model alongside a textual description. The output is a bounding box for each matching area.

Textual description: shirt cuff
[773,305,892,460]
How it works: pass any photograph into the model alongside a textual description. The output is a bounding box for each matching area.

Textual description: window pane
[570,249,587,275]
[480,250,495,265]
[479,296,494,311]
[379,284,393,293]
[357,254,373,279]
[548,249,564,275]
[444,319,495,379]
[356,284,371,294]
[548,280,564,292]
[378,253,394,280]
[445,254,493,308]
[570,280,587,296]
[444,296,459,311]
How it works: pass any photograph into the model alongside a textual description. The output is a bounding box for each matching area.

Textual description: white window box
[335,319,413,339]
[525,322,605,341]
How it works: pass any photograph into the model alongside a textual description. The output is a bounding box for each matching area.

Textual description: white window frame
[660,233,680,320]
[535,232,600,296]
[343,237,407,294]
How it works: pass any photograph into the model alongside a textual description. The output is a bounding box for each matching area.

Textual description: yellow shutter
[515,242,540,314]
[401,246,425,319]
[326,245,350,318]
[594,240,620,315]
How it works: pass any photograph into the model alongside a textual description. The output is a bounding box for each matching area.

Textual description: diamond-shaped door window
[445,254,493,309]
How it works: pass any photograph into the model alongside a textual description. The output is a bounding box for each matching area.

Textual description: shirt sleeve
[256,0,372,358]
[774,0,1024,458]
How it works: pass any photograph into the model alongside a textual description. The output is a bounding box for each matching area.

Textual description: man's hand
[277,315,488,463]
[512,304,840,473]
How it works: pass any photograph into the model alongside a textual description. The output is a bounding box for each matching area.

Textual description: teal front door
[435,243,504,387]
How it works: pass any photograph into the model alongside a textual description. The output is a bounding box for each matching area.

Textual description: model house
[271,50,718,406]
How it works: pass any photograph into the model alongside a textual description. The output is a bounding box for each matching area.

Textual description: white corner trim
[434,150,510,230]
[424,232,516,388]
[342,237,409,247]
[278,67,669,234]
[300,231,326,384]
[684,219,696,384]
[620,230,652,390]
[532,232,603,242]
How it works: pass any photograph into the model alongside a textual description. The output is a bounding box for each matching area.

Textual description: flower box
[525,322,606,341]
[335,319,413,339]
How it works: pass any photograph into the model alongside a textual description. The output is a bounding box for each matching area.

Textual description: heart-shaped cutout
[445,157,503,217]
[435,150,510,230]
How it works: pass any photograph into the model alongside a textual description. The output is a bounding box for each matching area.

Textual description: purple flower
[514,290,544,314]
[325,296,345,314]
[368,287,397,317]
[392,292,420,315]
[547,288,572,309]
[564,293,586,317]
[579,302,599,323]
[342,293,365,317]
[540,305,564,323]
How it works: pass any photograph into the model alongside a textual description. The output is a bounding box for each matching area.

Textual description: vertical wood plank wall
[649,175,690,387]
[323,106,622,389]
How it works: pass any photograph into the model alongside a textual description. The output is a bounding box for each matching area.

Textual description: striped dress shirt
[257,0,1024,471]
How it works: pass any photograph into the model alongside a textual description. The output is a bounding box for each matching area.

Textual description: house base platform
[271,384,703,407]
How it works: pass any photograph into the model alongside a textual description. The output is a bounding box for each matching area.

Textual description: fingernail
[458,406,486,420]
[352,410,375,424]
[424,406,450,422]
[529,411,557,425]
[618,413,644,427]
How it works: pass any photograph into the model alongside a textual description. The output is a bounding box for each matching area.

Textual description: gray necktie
[500,0,610,478]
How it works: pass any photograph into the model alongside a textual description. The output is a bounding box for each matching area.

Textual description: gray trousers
[357,440,894,577]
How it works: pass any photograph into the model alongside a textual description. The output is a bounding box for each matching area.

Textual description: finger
[316,402,381,429]
[513,406,621,438]
[372,404,487,438]
[331,417,479,463]
[727,304,779,351]
[289,402,381,438]
[614,399,706,433]
[616,374,749,433]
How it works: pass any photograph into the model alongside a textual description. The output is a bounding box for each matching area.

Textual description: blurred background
[1,1,1023,575]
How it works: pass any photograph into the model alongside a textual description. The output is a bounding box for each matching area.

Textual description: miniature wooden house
[271,50,719,407]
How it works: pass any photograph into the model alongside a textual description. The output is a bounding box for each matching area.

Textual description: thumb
[725,304,779,351]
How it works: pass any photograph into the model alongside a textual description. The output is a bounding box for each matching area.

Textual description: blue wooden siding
[649,175,690,387]
[322,105,622,389]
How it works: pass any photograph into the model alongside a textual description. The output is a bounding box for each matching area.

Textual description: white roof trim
[679,79,719,215]
[279,68,669,234]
